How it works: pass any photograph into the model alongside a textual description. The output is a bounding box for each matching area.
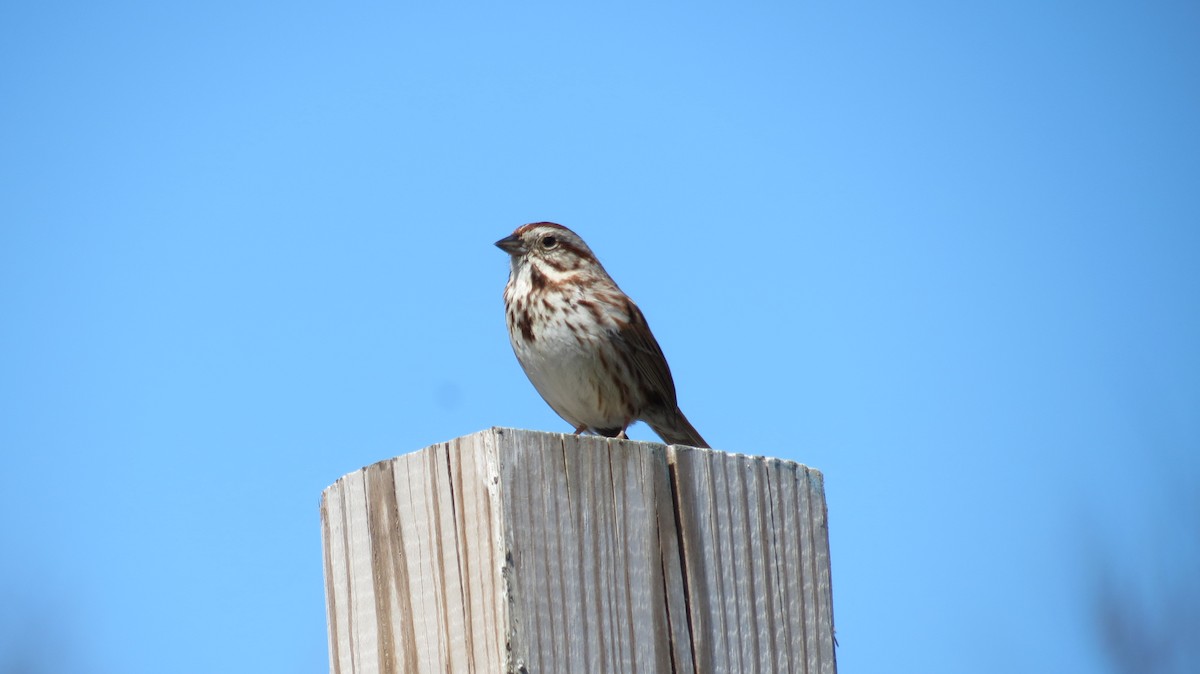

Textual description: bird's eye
[542,235,558,249]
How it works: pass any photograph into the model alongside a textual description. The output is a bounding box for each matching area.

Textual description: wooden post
[320,428,836,674]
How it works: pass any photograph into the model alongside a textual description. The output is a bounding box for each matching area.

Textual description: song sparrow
[495,222,709,448]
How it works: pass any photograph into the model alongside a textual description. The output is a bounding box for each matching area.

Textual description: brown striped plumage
[495,222,709,448]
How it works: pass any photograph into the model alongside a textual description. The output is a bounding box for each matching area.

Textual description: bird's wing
[612,298,679,409]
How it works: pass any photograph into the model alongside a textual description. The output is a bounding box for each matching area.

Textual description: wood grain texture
[670,447,837,674]
[321,428,836,674]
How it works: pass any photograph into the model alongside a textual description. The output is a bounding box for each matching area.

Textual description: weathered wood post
[321,427,836,674]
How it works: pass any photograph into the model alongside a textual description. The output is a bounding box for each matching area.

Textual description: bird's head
[495,222,603,276]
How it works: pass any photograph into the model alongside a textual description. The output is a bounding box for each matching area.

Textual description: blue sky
[2,2,1198,672]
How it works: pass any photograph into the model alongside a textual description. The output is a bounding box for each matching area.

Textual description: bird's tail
[646,407,710,448]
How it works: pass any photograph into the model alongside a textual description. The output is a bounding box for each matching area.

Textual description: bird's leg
[617,419,631,440]
[573,425,587,435]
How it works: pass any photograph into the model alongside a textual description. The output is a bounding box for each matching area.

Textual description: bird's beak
[494,234,525,255]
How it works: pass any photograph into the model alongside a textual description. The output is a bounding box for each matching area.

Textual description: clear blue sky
[2,2,1197,672]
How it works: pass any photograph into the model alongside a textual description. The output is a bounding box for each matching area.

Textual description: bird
[495,222,709,448]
